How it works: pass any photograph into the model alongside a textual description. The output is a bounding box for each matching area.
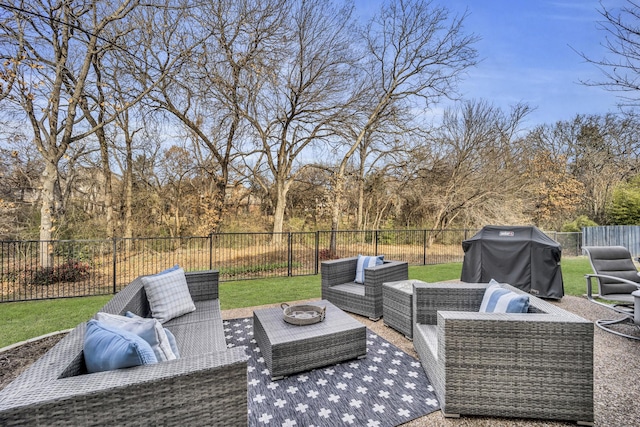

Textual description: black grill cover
[461,225,564,299]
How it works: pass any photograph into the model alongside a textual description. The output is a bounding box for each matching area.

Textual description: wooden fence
[582,225,640,257]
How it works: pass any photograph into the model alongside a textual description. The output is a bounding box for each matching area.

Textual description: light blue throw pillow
[125,311,180,358]
[479,281,530,313]
[96,312,177,361]
[157,264,180,275]
[84,319,157,373]
[355,255,384,284]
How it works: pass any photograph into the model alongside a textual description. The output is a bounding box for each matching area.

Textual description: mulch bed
[0,334,65,390]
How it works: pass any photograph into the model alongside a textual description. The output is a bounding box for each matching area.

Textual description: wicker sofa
[0,270,248,426]
[321,256,409,320]
[413,281,594,425]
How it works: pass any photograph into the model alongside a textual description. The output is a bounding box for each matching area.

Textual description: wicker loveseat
[413,281,594,425]
[0,270,248,426]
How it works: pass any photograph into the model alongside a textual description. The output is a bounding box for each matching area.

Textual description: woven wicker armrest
[362,260,409,296]
[321,257,359,290]
[433,308,593,419]
[413,282,486,325]
[437,308,592,338]
[185,270,220,301]
[0,347,248,425]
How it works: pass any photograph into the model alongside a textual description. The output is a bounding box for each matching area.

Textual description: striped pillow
[479,282,529,313]
[355,255,384,284]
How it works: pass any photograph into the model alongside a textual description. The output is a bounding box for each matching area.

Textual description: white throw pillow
[126,311,180,358]
[140,267,196,324]
[95,312,177,361]
[355,255,384,284]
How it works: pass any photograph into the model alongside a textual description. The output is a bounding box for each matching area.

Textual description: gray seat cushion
[331,283,365,296]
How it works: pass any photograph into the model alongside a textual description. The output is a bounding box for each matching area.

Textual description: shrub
[561,215,598,232]
[318,248,337,261]
[32,260,91,286]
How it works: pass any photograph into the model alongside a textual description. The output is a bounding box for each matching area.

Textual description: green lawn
[0,257,593,348]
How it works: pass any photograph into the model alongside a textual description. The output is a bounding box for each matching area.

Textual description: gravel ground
[2,295,639,426]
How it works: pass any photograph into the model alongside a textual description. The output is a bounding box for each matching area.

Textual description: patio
[1,293,638,426]
[222,295,638,427]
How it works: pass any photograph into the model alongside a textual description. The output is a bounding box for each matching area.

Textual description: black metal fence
[0,229,582,303]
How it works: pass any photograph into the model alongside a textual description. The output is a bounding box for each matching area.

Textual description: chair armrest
[585,273,640,299]
[413,282,486,325]
[585,273,640,289]
[362,260,408,296]
[321,257,358,290]
[186,270,220,301]
[436,309,593,371]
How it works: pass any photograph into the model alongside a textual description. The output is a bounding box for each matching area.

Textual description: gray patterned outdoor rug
[224,318,440,427]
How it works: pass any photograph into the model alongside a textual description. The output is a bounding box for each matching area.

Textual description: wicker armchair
[321,256,408,320]
[412,281,594,425]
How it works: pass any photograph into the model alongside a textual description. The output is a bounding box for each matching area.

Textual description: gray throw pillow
[141,267,196,323]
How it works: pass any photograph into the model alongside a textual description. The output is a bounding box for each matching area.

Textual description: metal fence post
[287,232,293,276]
[209,233,213,271]
[375,230,379,255]
[423,229,427,266]
[315,231,319,275]
[112,237,117,294]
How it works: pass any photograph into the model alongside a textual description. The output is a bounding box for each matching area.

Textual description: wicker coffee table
[253,300,367,380]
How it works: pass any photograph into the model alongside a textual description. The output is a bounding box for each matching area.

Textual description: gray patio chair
[583,245,640,339]
[321,256,408,320]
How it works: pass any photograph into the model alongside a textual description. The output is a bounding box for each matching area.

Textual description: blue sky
[355,0,625,127]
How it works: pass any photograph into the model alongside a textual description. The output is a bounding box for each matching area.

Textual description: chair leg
[442,412,460,418]
[595,317,640,340]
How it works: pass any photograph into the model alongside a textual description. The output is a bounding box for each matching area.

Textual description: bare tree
[0,130,42,238]
[577,0,640,107]
[397,100,532,231]
[328,0,478,250]
[138,0,288,235]
[0,0,142,267]
[245,0,355,241]
[110,85,145,240]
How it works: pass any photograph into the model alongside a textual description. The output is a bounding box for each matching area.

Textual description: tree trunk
[124,148,133,240]
[98,134,115,238]
[39,161,58,268]
[329,173,346,256]
[272,182,288,244]
[357,151,366,229]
